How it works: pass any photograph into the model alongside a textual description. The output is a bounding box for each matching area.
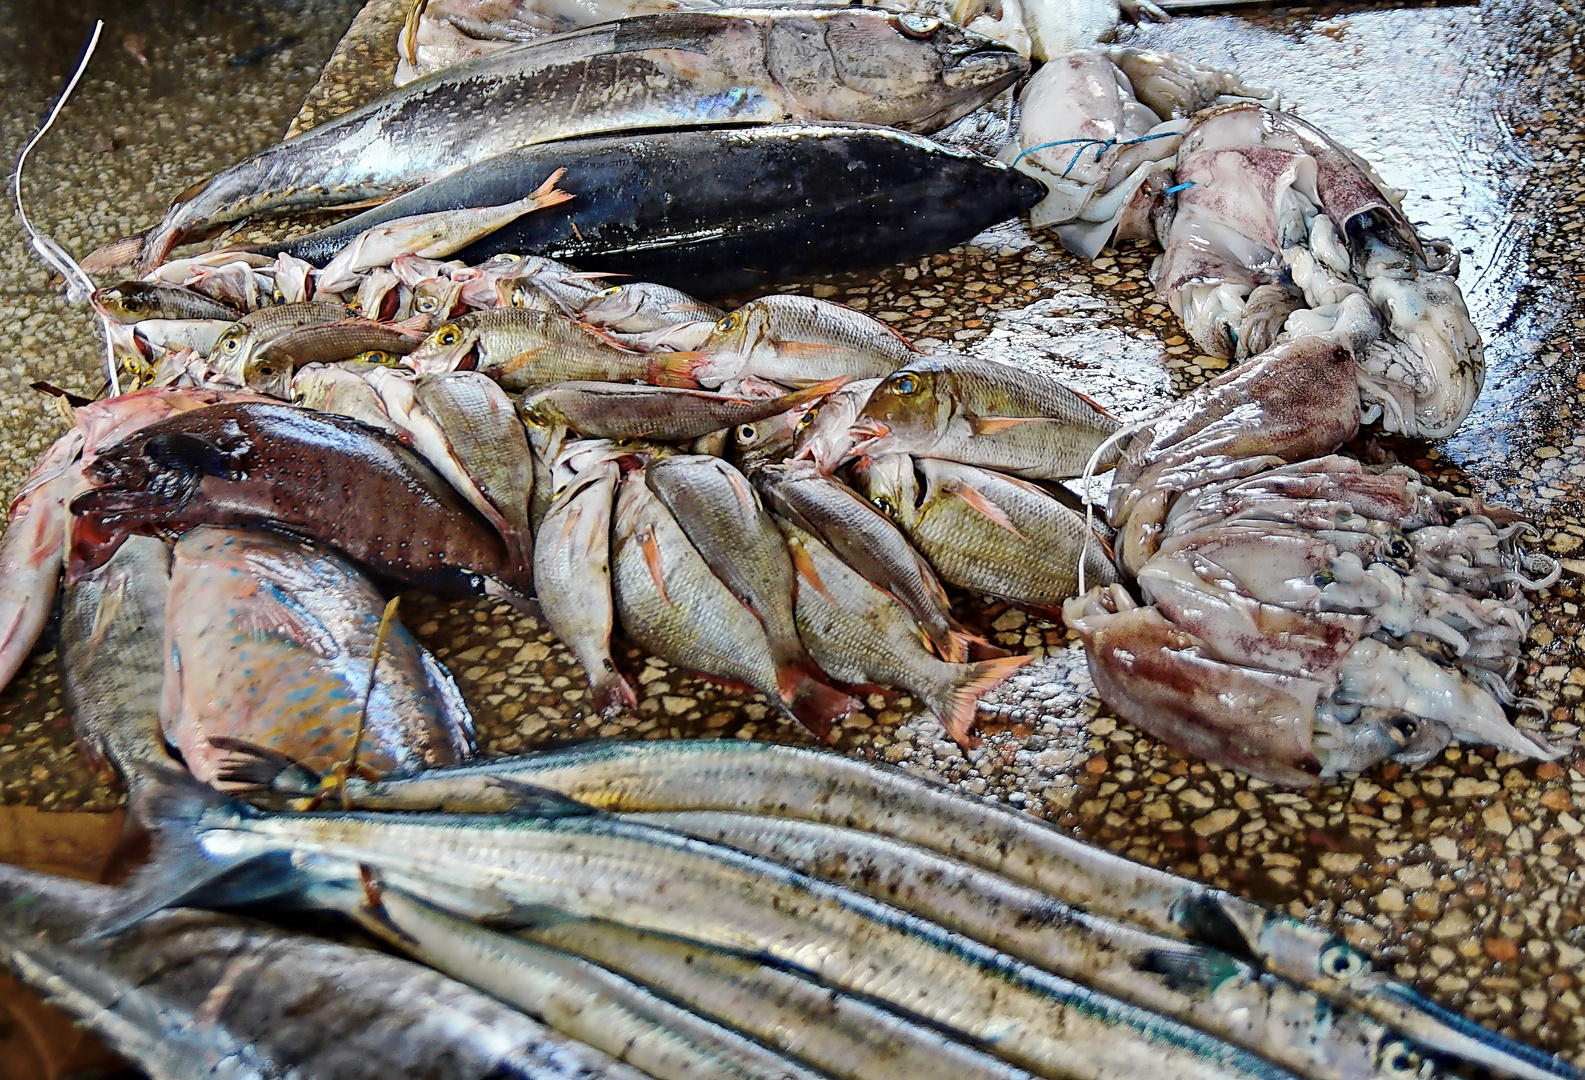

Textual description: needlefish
[107,774,1296,1080]
[229,738,1584,1080]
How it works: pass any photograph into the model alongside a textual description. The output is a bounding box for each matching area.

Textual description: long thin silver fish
[321,879,829,1080]
[137,11,1024,269]
[522,919,1039,1080]
[0,861,649,1080]
[630,809,1441,1080]
[242,739,1581,1080]
[115,783,1298,1080]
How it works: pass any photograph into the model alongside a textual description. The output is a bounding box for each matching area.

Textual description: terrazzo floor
[1,0,1583,1068]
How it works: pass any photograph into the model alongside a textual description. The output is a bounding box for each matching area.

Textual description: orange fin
[931,654,1035,748]
[639,526,670,606]
[774,340,846,359]
[970,415,1052,436]
[944,480,1024,538]
[788,538,837,604]
[648,351,703,389]
[772,375,851,412]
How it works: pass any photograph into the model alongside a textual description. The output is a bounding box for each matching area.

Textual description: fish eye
[1378,1041,1422,1077]
[358,350,397,366]
[435,324,462,346]
[121,296,142,313]
[218,333,243,353]
[737,423,759,443]
[416,295,440,313]
[796,410,817,431]
[509,285,529,307]
[871,495,895,515]
[599,285,623,297]
[889,372,921,396]
[895,12,941,37]
[272,287,285,305]
[1319,942,1367,981]
[715,312,740,334]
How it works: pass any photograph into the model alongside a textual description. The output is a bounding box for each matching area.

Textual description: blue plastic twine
[1011,130,1180,177]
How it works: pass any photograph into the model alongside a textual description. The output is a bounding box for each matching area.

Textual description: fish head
[693,304,767,385]
[243,353,294,400]
[578,284,643,324]
[412,277,465,320]
[849,362,952,457]
[769,10,1025,132]
[92,282,155,324]
[730,408,803,473]
[851,453,921,526]
[210,321,253,373]
[793,376,880,473]
[71,415,250,528]
[406,319,481,374]
[518,393,571,462]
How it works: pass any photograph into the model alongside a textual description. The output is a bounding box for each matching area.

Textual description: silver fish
[534,443,636,718]
[612,468,855,740]
[780,520,1030,745]
[690,294,919,388]
[519,378,845,445]
[856,454,1116,610]
[283,738,1576,1080]
[139,10,1025,268]
[117,782,1301,1080]
[850,356,1120,479]
[0,860,647,1080]
[791,375,880,473]
[322,879,828,1080]
[577,281,724,334]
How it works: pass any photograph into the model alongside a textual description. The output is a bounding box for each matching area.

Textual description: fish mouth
[844,417,890,458]
[913,49,1026,132]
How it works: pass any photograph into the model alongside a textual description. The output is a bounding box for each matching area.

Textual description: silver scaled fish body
[690,294,920,388]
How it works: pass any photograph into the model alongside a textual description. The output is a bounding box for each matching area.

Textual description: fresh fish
[406,308,699,390]
[163,526,474,786]
[645,454,858,735]
[791,376,880,473]
[323,880,829,1080]
[313,170,574,293]
[244,319,427,397]
[533,444,635,719]
[118,781,1299,1080]
[274,251,318,305]
[209,300,350,382]
[365,368,536,574]
[856,455,1116,610]
[93,281,242,323]
[0,861,647,1080]
[59,535,176,805]
[291,361,402,433]
[578,282,724,334]
[756,461,982,663]
[729,409,806,474]
[850,356,1121,479]
[0,428,84,694]
[689,295,918,389]
[260,738,1578,1080]
[140,11,1026,268]
[523,920,1040,1080]
[519,378,846,445]
[268,124,1044,296]
[69,401,535,606]
[780,521,1030,745]
[133,317,234,358]
[612,469,855,739]
[635,809,1440,1080]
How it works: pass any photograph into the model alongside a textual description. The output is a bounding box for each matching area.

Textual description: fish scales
[632,810,1437,1080]
[165,805,1295,1080]
[0,863,648,1080]
[70,401,531,602]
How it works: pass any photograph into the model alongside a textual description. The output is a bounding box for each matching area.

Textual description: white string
[14,21,117,395]
[1076,419,1147,596]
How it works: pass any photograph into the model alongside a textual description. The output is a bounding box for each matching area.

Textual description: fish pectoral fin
[1132,946,1242,996]
[143,426,250,480]
[490,778,604,820]
[788,538,837,604]
[968,415,1054,436]
[639,526,671,606]
[774,341,846,359]
[207,736,323,796]
[943,480,1026,538]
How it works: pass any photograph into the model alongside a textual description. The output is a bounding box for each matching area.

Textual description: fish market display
[2,10,1580,1080]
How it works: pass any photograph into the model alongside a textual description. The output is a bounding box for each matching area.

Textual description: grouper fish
[137,10,1026,270]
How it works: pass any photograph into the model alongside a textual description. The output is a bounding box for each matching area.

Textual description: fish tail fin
[527,167,576,211]
[136,220,182,276]
[928,654,1035,748]
[82,229,150,275]
[591,667,639,720]
[648,351,704,389]
[90,765,254,937]
[922,622,990,666]
[779,662,859,742]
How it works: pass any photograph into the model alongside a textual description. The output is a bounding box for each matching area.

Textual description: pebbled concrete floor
[1,0,1584,1066]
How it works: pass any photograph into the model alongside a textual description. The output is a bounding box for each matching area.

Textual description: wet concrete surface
[1,0,1584,1066]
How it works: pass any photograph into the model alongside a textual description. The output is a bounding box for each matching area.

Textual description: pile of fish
[7,740,1582,1080]
[0,4,1576,1078]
